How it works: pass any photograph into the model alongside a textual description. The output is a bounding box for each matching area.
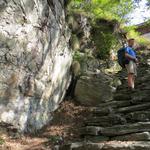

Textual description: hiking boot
[128,87,135,92]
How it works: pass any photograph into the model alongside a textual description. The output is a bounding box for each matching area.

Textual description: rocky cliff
[0,0,72,132]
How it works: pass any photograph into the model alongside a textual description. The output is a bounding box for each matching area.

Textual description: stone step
[131,96,150,104]
[87,109,150,127]
[92,107,114,116]
[137,86,150,90]
[82,132,150,142]
[98,98,150,110]
[117,102,150,114]
[82,122,150,137]
[93,101,133,115]
[111,132,150,141]
[125,110,150,122]
[113,94,132,101]
[85,114,126,127]
[97,101,131,109]
[93,102,150,117]
[80,126,102,136]
[101,122,150,137]
[57,141,150,150]
[85,135,109,142]
[136,76,150,83]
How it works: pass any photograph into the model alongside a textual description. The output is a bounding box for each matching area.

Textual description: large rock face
[0,0,72,132]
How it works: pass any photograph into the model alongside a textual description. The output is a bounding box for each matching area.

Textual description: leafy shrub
[0,137,5,145]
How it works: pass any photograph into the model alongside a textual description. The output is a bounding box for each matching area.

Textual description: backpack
[117,47,129,68]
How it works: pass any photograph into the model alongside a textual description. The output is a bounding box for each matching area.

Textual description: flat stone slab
[58,141,150,150]
[83,122,150,137]
[85,114,126,127]
[98,101,131,109]
[101,122,150,136]
[85,135,109,142]
[113,94,131,101]
[111,132,150,141]
[117,103,150,114]
[125,110,150,122]
[92,107,114,116]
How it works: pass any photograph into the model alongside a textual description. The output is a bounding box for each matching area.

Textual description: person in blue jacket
[125,38,138,90]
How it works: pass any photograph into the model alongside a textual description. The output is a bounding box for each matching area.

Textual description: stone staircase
[57,55,150,150]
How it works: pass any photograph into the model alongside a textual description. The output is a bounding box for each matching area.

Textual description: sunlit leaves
[69,0,136,23]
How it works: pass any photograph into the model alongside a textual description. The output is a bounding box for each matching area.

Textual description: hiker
[125,38,138,90]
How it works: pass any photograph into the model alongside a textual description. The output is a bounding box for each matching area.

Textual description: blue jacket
[125,46,136,59]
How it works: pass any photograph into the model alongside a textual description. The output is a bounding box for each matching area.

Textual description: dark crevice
[47,0,55,16]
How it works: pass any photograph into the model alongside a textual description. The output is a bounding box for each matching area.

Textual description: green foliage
[47,135,63,145]
[91,22,119,59]
[68,0,150,59]
[68,0,135,23]
[0,137,5,145]
[73,51,88,63]
[68,0,135,59]
[123,25,150,46]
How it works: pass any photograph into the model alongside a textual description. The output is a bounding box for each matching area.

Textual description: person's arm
[125,52,138,62]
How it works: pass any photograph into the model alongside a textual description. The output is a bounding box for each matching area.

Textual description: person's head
[128,38,135,47]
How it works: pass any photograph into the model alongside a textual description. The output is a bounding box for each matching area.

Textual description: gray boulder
[75,73,113,106]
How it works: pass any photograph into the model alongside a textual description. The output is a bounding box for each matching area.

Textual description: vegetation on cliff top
[68,0,134,23]
[68,0,150,59]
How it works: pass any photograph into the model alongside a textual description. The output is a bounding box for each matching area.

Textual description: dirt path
[0,100,92,150]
